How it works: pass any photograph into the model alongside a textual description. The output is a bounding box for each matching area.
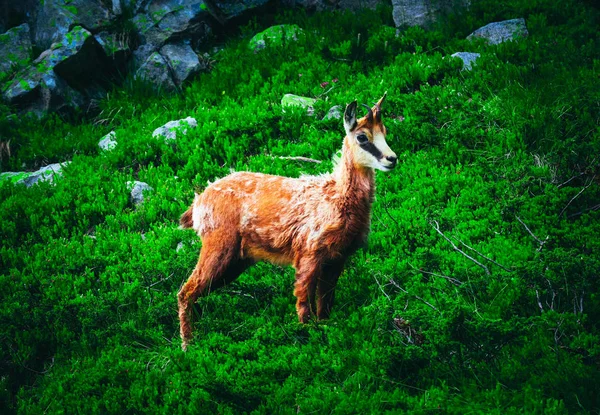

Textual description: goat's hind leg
[177,232,245,350]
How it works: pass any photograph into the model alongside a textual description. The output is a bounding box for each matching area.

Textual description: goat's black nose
[386,155,397,165]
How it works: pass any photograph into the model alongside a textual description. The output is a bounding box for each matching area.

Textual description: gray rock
[99,131,117,151]
[467,18,528,45]
[0,24,32,74]
[249,24,304,52]
[0,162,69,187]
[152,117,197,140]
[128,181,153,205]
[392,0,470,28]
[135,52,177,91]
[2,26,103,114]
[132,1,212,69]
[284,0,382,12]
[47,26,109,92]
[160,42,201,85]
[281,94,317,116]
[2,65,84,116]
[451,52,480,70]
[34,0,111,50]
[210,0,270,21]
[323,105,343,120]
[95,31,131,61]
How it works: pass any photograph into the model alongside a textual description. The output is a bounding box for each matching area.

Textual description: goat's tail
[179,205,194,229]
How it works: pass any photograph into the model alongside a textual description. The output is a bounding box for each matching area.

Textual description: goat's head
[343,93,397,171]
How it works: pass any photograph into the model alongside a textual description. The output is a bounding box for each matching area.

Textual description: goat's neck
[333,137,375,211]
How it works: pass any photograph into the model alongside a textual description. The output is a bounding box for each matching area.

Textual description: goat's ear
[344,100,358,133]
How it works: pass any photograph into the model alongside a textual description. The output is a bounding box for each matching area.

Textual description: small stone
[99,131,117,151]
[0,162,69,187]
[128,181,153,205]
[281,94,317,116]
[249,24,304,52]
[152,117,197,141]
[451,52,481,70]
[467,18,528,45]
[323,105,343,121]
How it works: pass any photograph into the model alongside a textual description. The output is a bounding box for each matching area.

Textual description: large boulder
[135,52,177,91]
[467,18,528,45]
[0,24,32,74]
[47,26,110,92]
[3,26,105,114]
[2,68,85,116]
[132,1,212,68]
[34,0,111,50]
[160,42,201,86]
[392,0,470,28]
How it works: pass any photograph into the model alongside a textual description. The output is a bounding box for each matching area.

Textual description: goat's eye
[356,134,368,144]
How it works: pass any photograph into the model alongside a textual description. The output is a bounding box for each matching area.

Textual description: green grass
[1,1,599,413]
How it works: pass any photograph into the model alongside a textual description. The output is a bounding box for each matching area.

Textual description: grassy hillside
[1,1,599,413]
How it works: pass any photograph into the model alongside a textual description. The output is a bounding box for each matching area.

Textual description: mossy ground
[1,1,599,413]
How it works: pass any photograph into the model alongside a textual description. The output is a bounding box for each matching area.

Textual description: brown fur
[177,96,395,350]
[179,206,193,229]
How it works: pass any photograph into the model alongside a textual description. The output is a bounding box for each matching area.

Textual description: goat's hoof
[181,339,190,352]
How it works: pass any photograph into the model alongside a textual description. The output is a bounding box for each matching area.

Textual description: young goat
[178,95,397,350]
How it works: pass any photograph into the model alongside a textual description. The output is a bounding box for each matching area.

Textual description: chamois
[178,94,397,350]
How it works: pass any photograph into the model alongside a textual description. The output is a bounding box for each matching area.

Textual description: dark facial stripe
[360,141,383,160]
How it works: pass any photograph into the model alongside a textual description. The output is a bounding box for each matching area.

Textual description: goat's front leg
[317,260,345,320]
[293,256,321,323]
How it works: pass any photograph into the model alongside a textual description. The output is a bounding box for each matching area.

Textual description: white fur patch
[193,202,217,235]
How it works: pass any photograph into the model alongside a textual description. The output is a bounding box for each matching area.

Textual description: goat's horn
[375,92,387,110]
[361,104,374,122]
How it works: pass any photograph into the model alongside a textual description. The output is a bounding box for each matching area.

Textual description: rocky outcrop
[451,52,480,70]
[392,0,471,28]
[0,24,32,74]
[2,0,479,118]
[467,18,528,45]
[152,117,198,140]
